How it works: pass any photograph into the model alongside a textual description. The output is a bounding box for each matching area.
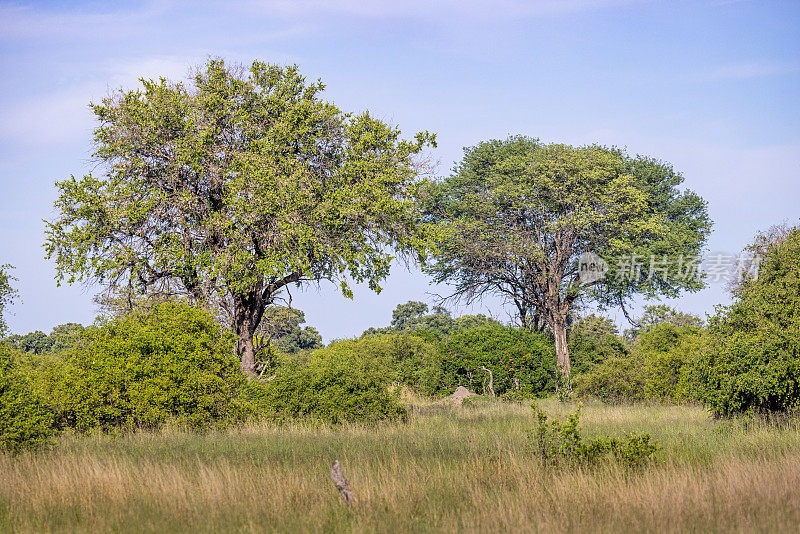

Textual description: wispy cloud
[235,0,640,21]
[0,85,92,145]
[706,61,798,80]
[0,1,169,41]
[0,2,303,58]
[0,54,203,146]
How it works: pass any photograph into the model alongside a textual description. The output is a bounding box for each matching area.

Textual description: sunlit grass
[2,397,800,533]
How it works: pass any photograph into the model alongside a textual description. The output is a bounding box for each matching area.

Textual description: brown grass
[2,398,800,533]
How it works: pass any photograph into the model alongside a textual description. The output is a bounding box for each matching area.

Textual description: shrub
[573,354,642,403]
[568,329,628,375]
[692,226,800,416]
[531,404,658,469]
[0,343,54,453]
[429,324,556,397]
[319,332,438,393]
[33,302,245,432]
[500,389,529,402]
[574,324,702,404]
[252,348,407,424]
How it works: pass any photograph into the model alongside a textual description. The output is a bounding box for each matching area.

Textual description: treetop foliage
[43,58,436,372]
[5,323,86,355]
[362,300,498,339]
[623,304,704,340]
[694,224,800,416]
[571,314,619,342]
[422,136,711,321]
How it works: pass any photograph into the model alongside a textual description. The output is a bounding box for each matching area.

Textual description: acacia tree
[44,59,435,375]
[422,137,710,379]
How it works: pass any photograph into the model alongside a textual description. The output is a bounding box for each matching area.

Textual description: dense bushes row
[574,323,702,404]
[2,299,562,451]
[0,343,54,453]
[3,224,798,452]
[1,302,410,451]
[321,324,557,398]
[574,226,800,416]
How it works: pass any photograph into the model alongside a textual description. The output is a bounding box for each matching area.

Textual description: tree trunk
[234,297,259,377]
[237,323,257,376]
[553,317,571,379]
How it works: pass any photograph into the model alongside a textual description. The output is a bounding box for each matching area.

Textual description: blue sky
[1,0,798,340]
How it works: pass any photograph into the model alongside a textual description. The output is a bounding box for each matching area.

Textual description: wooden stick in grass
[331,461,356,504]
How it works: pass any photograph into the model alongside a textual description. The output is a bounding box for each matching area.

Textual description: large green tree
[422,137,710,379]
[44,59,435,374]
[694,223,800,416]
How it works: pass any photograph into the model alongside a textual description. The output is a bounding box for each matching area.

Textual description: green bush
[251,348,407,424]
[531,404,658,469]
[692,227,800,416]
[500,389,529,402]
[429,324,556,396]
[568,329,628,375]
[573,355,646,403]
[575,324,702,404]
[33,302,245,432]
[318,332,438,393]
[0,343,54,453]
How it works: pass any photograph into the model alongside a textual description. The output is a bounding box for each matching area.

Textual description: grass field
[2,397,800,533]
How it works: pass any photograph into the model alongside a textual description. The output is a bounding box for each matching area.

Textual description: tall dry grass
[2,398,800,533]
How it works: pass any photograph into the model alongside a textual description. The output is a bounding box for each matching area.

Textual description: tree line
[2,58,798,457]
[1,222,799,453]
[33,58,709,383]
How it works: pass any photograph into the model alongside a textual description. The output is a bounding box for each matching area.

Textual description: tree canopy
[421,136,711,379]
[571,314,619,343]
[624,304,703,340]
[361,300,498,339]
[44,59,435,374]
[5,323,86,354]
[255,306,322,354]
[694,223,800,415]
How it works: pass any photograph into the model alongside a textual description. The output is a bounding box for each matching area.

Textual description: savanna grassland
[3,397,799,534]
